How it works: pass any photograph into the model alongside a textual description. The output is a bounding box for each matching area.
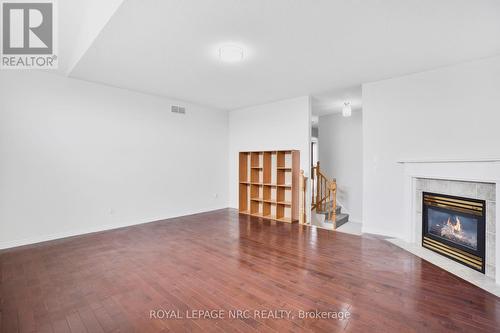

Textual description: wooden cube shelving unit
[239,150,300,223]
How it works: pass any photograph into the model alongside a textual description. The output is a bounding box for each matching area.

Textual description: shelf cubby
[239,150,299,223]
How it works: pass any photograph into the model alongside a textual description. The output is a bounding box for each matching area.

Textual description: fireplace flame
[445,217,461,233]
[434,212,477,250]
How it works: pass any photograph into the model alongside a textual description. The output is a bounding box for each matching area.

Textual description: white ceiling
[65,0,500,110]
[312,86,362,116]
[57,0,124,74]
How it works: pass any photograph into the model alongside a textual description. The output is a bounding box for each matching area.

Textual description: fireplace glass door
[422,192,485,273]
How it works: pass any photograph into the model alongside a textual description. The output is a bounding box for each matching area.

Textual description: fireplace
[422,192,486,273]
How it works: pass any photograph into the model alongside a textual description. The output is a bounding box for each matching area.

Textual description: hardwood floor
[1,209,499,332]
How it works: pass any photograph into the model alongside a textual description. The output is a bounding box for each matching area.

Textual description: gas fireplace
[422,192,486,273]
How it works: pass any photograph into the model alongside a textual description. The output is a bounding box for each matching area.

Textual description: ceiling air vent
[171,105,186,114]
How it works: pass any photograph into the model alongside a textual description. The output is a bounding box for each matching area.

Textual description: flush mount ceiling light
[342,102,352,117]
[218,44,244,63]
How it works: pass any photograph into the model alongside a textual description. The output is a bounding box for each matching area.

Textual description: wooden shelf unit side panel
[291,150,300,221]
[239,153,248,182]
[239,184,248,212]
[238,153,250,213]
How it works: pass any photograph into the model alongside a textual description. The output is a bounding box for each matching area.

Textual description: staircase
[311,161,349,229]
[316,201,349,228]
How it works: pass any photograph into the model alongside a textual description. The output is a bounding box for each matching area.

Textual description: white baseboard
[361,225,404,239]
[0,206,228,250]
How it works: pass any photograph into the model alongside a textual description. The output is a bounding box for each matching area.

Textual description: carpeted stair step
[317,202,349,228]
[317,204,342,216]
[333,213,349,228]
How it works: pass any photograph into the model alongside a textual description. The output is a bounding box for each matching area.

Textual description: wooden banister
[299,170,307,224]
[315,161,320,211]
[311,161,337,227]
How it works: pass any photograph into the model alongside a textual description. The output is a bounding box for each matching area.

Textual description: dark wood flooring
[1,209,499,332]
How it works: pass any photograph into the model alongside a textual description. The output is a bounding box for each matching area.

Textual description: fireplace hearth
[422,192,486,273]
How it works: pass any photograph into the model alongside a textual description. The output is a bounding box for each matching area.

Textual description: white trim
[397,158,500,164]
[361,225,404,239]
[347,218,363,225]
[335,199,363,225]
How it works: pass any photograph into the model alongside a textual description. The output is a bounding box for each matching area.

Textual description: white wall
[0,71,229,249]
[319,111,363,223]
[362,56,500,238]
[228,96,311,209]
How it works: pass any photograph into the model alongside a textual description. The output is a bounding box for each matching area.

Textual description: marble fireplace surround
[392,158,500,295]
[415,178,495,278]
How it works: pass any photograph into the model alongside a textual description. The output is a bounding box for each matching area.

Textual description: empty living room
[1,1,500,332]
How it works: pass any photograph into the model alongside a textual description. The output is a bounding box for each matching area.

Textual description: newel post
[315,162,320,213]
[299,170,307,224]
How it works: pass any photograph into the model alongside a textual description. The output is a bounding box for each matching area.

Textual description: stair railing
[299,170,307,224]
[311,162,337,224]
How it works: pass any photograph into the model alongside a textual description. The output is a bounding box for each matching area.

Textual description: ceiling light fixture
[218,44,244,63]
[342,102,352,117]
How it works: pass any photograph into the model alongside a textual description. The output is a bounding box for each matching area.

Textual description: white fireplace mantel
[397,157,500,164]
[398,159,500,286]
